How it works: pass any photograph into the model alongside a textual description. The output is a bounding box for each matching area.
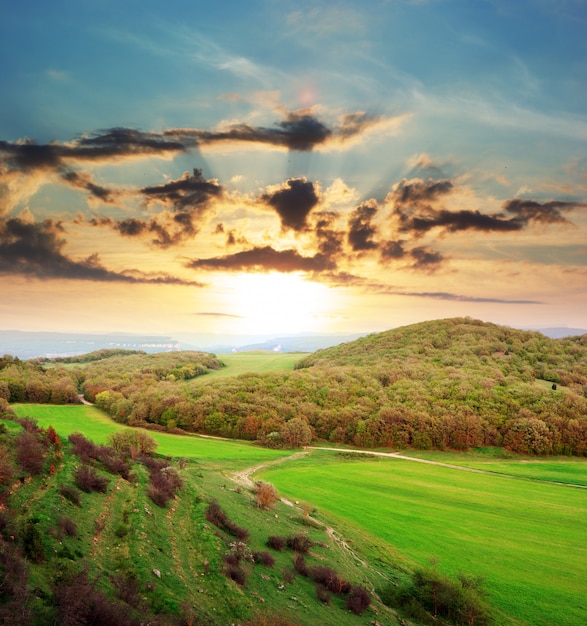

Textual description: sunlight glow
[229,272,336,335]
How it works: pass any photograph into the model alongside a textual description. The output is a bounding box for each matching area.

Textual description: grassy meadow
[12,404,291,468]
[9,401,587,625]
[259,450,587,626]
[201,350,308,381]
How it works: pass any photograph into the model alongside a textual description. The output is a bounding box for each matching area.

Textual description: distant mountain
[529,327,587,339]
[230,333,367,354]
[0,330,181,359]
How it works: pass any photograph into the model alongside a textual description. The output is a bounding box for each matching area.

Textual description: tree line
[2,318,587,455]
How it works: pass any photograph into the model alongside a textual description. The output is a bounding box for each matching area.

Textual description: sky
[1,0,586,343]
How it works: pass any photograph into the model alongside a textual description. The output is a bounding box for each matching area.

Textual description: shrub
[307,565,351,595]
[254,481,279,509]
[286,533,313,553]
[253,551,275,567]
[68,432,99,462]
[205,500,249,540]
[57,516,78,538]
[75,465,109,493]
[316,584,331,604]
[15,431,46,475]
[346,585,371,615]
[224,564,247,586]
[267,535,286,551]
[21,519,45,563]
[108,430,157,458]
[293,554,308,576]
[58,484,81,506]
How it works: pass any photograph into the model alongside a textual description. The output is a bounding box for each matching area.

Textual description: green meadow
[200,350,307,381]
[12,404,290,468]
[259,450,587,626]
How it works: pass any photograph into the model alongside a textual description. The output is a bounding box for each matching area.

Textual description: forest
[2,318,587,455]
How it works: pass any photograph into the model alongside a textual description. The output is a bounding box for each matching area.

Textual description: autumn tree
[280,417,313,448]
[107,429,157,459]
[254,481,279,509]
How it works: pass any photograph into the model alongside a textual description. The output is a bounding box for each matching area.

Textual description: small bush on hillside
[316,584,331,604]
[253,551,275,567]
[293,554,308,576]
[267,535,286,551]
[205,500,249,540]
[224,563,247,586]
[108,430,157,458]
[21,519,45,563]
[286,533,313,553]
[346,585,371,615]
[56,516,78,538]
[68,432,99,462]
[58,484,81,506]
[15,431,46,476]
[254,481,279,509]
[75,465,109,493]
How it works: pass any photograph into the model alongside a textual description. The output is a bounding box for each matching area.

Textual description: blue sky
[1,0,586,340]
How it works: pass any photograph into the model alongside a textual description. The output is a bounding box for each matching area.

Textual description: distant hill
[0,331,181,359]
[1,318,587,454]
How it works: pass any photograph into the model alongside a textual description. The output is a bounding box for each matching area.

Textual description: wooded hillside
[2,318,587,455]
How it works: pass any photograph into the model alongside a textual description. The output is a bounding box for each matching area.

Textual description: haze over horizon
[1,1,586,338]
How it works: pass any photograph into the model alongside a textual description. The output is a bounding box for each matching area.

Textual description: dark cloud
[260,178,319,231]
[186,245,336,273]
[314,211,345,258]
[400,208,523,235]
[503,198,582,225]
[166,112,332,152]
[141,168,222,210]
[373,286,541,304]
[60,170,118,203]
[409,246,445,270]
[380,239,406,259]
[0,217,201,284]
[87,169,222,248]
[348,200,378,251]
[391,178,454,205]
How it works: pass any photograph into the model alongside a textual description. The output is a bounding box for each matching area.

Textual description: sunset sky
[1,0,586,343]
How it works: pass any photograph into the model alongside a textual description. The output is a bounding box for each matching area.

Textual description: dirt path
[307,446,587,488]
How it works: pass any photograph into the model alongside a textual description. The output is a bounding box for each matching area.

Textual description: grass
[259,449,587,626]
[200,351,308,381]
[401,448,587,486]
[12,404,291,469]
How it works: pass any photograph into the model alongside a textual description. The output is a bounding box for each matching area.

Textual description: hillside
[0,416,395,625]
[2,318,587,455]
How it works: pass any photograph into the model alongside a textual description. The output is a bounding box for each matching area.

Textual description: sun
[228,272,336,336]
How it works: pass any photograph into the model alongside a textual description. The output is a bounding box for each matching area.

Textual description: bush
[316,584,331,604]
[346,585,371,615]
[21,519,45,563]
[75,465,109,493]
[205,500,249,540]
[267,535,286,551]
[253,551,275,567]
[224,564,247,586]
[293,554,308,576]
[15,431,46,476]
[108,430,157,458]
[254,481,279,509]
[58,484,81,506]
[286,533,313,553]
[56,516,78,538]
[68,432,99,462]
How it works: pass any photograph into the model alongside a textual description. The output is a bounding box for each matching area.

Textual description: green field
[12,404,290,468]
[201,351,308,381]
[259,450,587,626]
